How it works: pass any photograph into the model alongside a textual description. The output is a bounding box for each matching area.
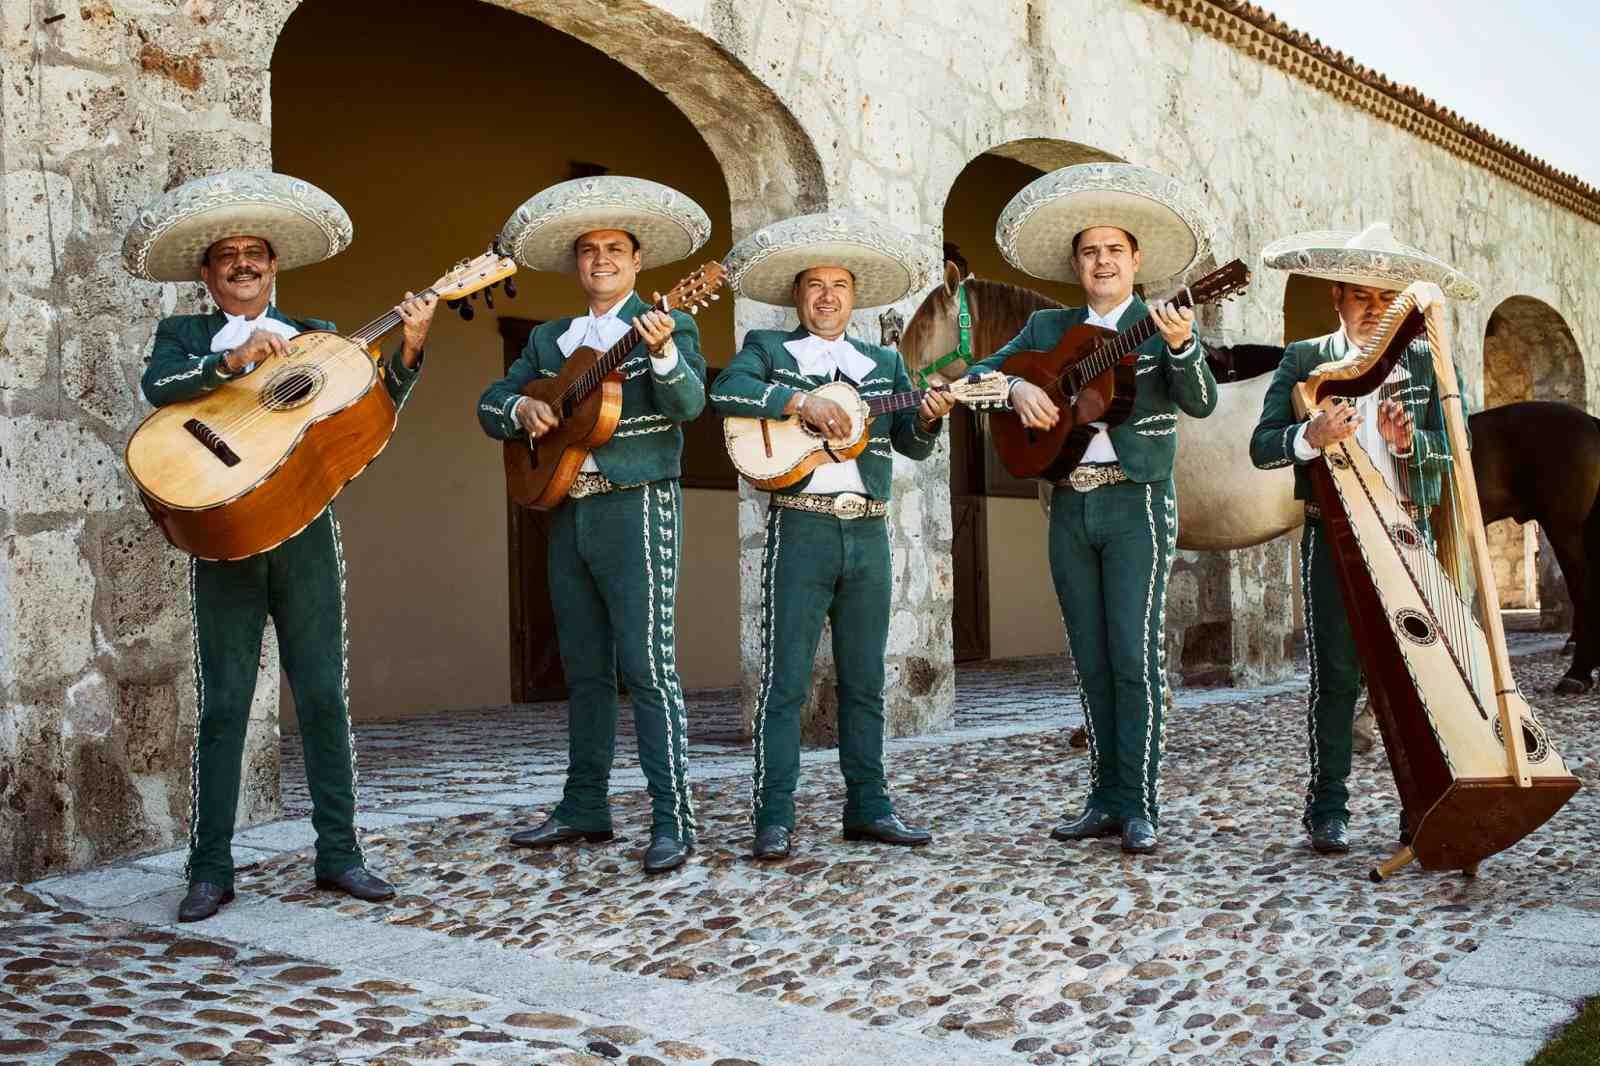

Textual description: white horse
[901,263,1302,550]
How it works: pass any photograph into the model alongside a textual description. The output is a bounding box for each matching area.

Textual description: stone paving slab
[1342,1027,1547,1066]
[1448,936,1600,999]
[27,867,182,910]
[1501,904,1600,946]
[1402,982,1580,1038]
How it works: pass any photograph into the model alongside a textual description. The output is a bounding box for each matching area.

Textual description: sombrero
[995,162,1215,285]
[1262,221,1480,300]
[123,170,352,282]
[724,211,923,308]
[497,176,710,273]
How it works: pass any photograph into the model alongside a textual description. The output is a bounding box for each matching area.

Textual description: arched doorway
[1482,296,1588,625]
[269,0,822,725]
[937,141,1113,664]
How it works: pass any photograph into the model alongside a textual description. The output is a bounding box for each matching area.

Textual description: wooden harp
[1292,282,1580,881]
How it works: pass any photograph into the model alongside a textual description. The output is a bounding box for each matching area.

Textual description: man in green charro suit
[123,170,437,922]
[711,212,954,860]
[975,163,1220,854]
[1250,222,1481,855]
[478,177,710,875]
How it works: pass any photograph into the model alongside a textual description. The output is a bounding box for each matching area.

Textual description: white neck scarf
[210,309,301,353]
[783,332,877,383]
[557,293,637,358]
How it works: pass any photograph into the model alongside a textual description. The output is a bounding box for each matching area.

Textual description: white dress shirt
[1078,294,1137,463]
[783,332,878,495]
[210,308,301,376]
[1292,329,1414,499]
[515,292,678,471]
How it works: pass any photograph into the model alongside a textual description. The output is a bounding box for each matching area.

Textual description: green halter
[915,281,972,388]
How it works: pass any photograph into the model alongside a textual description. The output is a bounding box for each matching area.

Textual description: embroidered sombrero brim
[122,170,352,282]
[724,212,923,308]
[1262,224,1481,300]
[498,176,710,273]
[996,162,1215,286]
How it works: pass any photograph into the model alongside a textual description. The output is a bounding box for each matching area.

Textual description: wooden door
[949,405,991,661]
[498,317,567,702]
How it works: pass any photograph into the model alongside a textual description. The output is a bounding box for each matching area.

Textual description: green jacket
[141,306,422,410]
[708,326,942,501]
[973,297,1219,482]
[477,292,705,486]
[1249,330,1459,508]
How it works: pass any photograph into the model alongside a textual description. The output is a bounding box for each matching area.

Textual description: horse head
[902,262,1064,385]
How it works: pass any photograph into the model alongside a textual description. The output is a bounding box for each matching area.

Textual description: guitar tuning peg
[483,287,495,309]
[457,302,475,321]
[504,278,517,299]
[689,307,699,316]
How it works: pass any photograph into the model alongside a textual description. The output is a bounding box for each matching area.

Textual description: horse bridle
[914,281,972,387]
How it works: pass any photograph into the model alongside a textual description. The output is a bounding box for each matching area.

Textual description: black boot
[1309,818,1350,855]
[509,815,614,848]
[642,834,691,874]
[1051,808,1122,841]
[1120,817,1157,854]
[177,882,234,923]
[843,813,932,846]
[315,867,396,901]
[752,825,792,861]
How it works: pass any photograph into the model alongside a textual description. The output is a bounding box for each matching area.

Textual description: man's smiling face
[575,229,641,308]
[200,235,277,314]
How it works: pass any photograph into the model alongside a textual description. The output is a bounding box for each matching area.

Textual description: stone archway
[1482,296,1588,624]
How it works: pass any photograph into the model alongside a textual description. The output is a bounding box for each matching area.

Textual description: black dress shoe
[642,834,692,874]
[315,867,396,901]
[1051,807,1122,841]
[1121,817,1158,854]
[509,815,614,849]
[752,825,792,861]
[843,813,932,846]
[1309,818,1350,855]
[177,881,234,923]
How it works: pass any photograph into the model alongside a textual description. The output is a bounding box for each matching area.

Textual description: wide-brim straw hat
[724,211,923,308]
[996,162,1216,286]
[122,170,352,282]
[497,176,710,273]
[1262,221,1480,300]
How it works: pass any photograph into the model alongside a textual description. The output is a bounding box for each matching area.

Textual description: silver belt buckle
[1068,467,1101,492]
[831,492,868,519]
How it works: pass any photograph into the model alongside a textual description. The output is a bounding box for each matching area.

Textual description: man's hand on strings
[1377,398,1414,453]
[1009,380,1060,430]
[1303,400,1361,450]
[397,290,438,368]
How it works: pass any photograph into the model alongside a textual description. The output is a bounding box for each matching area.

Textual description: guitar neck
[865,388,933,417]
[1070,289,1199,387]
[349,287,439,347]
[561,302,668,406]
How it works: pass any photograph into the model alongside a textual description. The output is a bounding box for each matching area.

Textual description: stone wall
[4,0,1600,881]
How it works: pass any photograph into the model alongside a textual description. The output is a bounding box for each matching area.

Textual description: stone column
[0,6,281,881]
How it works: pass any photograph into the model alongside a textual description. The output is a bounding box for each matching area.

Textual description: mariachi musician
[1249,222,1476,854]
[477,177,708,875]
[973,164,1220,855]
[710,212,952,860]
[124,171,436,922]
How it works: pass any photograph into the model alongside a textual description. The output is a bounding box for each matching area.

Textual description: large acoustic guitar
[126,250,517,560]
[504,262,725,510]
[990,259,1251,480]
[724,371,1010,490]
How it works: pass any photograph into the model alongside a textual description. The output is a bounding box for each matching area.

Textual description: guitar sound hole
[1328,452,1350,469]
[1391,524,1423,550]
[1395,608,1436,646]
[260,365,325,411]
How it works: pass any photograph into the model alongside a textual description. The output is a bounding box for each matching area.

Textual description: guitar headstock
[660,262,727,317]
[438,247,519,321]
[1189,258,1251,305]
[435,249,518,300]
[946,370,1010,410]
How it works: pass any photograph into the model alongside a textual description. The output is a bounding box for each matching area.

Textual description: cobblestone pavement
[15,639,1597,1066]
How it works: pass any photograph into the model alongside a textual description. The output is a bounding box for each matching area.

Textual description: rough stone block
[1504,907,1600,947]
[0,524,96,687]
[101,517,190,662]
[1343,1027,1544,1066]
[0,416,127,516]
[4,167,74,288]
[0,292,58,392]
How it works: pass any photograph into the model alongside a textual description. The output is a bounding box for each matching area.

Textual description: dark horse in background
[902,265,1600,693]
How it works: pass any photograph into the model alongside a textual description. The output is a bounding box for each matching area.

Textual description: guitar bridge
[183,418,241,467]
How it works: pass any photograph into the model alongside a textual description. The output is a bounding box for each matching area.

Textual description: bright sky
[1255,0,1600,186]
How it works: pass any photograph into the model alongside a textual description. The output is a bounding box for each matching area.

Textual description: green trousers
[751,506,894,831]
[187,508,361,889]
[1049,476,1177,825]
[548,481,695,841]
[1300,518,1361,827]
